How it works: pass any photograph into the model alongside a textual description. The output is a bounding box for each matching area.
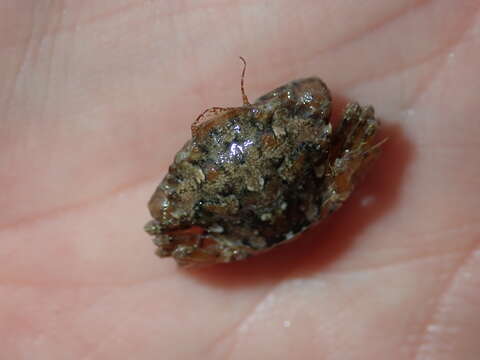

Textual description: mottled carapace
[145,58,383,266]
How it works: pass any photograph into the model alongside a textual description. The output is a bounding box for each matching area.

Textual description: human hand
[1,1,479,359]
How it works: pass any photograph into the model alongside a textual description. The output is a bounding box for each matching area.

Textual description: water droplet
[360,195,375,207]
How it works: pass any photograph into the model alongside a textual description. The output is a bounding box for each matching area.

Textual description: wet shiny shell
[145,77,381,266]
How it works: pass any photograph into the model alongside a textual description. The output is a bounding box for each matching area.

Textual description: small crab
[145,58,384,266]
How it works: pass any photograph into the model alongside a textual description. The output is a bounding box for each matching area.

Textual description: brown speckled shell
[145,77,381,266]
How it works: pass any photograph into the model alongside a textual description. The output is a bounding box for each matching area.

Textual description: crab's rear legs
[323,103,384,212]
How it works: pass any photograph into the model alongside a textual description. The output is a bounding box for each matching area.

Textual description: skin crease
[0,0,479,359]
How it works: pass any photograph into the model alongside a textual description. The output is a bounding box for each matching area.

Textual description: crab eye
[144,220,162,235]
[148,189,170,219]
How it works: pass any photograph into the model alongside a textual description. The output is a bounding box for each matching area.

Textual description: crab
[145,58,383,266]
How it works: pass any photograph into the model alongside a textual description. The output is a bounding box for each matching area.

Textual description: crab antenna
[239,56,251,106]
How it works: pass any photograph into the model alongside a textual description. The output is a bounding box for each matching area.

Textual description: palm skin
[1,1,479,359]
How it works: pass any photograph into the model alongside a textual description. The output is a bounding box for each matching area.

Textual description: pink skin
[1,1,479,359]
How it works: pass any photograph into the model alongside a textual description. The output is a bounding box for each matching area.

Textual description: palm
[1,1,479,359]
